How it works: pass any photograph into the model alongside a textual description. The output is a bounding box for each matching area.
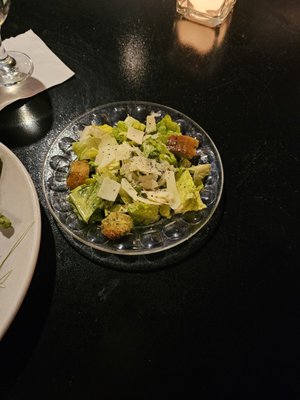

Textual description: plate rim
[0,142,41,340]
[42,101,224,256]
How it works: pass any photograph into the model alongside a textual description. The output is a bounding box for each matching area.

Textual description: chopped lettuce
[157,114,180,133]
[159,204,172,219]
[67,113,211,238]
[156,114,181,143]
[175,170,206,214]
[72,137,101,160]
[127,202,160,225]
[142,137,177,166]
[124,115,146,131]
[98,124,113,135]
[0,214,12,229]
[112,126,127,143]
[68,181,106,223]
[189,164,211,186]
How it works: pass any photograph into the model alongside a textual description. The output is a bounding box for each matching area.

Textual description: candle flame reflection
[175,15,230,55]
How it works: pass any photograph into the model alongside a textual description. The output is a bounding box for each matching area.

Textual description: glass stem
[0,27,8,61]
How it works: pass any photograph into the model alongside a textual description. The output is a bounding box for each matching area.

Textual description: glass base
[0,51,33,87]
[176,0,236,28]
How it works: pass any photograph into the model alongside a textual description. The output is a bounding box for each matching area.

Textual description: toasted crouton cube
[101,211,133,240]
[67,160,90,190]
[167,135,199,159]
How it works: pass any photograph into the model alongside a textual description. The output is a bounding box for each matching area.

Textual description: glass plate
[42,101,223,256]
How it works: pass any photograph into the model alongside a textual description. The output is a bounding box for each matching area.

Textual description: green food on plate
[66,113,211,240]
[0,214,12,229]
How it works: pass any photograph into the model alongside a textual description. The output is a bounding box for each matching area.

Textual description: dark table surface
[0,0,299,399]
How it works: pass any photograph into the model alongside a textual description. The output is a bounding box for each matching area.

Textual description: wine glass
[0,0,33,86]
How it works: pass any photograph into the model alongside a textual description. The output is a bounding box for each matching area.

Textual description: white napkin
[0,29,75,111]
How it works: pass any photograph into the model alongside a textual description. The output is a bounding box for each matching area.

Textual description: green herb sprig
[0,222,34,288]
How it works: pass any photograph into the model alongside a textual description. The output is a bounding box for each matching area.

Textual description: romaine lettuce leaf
[156,114,181,143]
[159,204,172,219]
[124,116,146,131]
[142,137,177,166]
[68,181,105,223]
[189,164,211,186]
[127,201,160,225]
[175,170,206,214]
[72,137,101,160]
[99,124,113,135]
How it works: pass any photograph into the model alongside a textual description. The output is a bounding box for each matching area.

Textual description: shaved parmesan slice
[146,190,173,204]
[151,111,161,117]
[121,179,159,205]
[121,178,138,200]
[100,133,118,147]
[98,177,121,202]
[138,174,158,190]
[136,196,160,205]
[95,144,118,169]
[115,143,133,161]
[126,127,145,145]
[146,114,156,133]
[95,134,118,169]
[165,170,181,210]
[124,115,136,127]
[80,125,108,141]
[129,156,161,175]
[132,146,142,156]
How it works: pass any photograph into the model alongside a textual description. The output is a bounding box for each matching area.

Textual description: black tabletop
[0,0,299,399]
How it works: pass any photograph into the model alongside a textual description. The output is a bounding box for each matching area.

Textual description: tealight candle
[176,0,237,27]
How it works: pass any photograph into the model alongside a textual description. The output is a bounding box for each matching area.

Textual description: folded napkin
[0,29,75,111]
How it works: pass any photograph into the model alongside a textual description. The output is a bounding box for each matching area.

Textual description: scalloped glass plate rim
[42,101,224,256]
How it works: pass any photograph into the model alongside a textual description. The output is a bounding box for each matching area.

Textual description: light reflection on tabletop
[0,92,53,147]
[175,16,230,55]
[119,33,148,88]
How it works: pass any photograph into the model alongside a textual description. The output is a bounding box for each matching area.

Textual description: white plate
[0,143,41,340]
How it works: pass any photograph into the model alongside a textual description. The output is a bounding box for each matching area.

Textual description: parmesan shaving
[98,177,121,202]
[165,170,181,209]
[126,127,145,145]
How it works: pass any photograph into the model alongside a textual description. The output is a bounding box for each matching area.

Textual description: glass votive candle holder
[176,0,237,28]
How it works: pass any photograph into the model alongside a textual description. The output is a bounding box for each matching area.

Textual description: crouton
[67,160,90,190]
[167,135,199,159]
[101,211,134,240]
